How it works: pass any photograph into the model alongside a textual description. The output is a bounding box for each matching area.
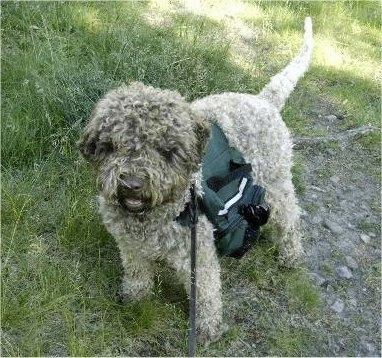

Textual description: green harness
[177,122,270,259]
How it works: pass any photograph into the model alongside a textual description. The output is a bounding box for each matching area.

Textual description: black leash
[188,184,198,357]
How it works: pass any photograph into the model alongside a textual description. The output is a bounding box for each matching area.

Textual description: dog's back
[191,18,313,267]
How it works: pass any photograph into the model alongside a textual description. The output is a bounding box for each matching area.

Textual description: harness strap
[218,177,248,216]
[206,162,252,192]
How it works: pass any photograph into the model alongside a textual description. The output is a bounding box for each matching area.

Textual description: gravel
[296,117,381,356]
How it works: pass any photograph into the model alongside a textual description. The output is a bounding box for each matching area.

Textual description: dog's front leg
[115,242,155,301]
[167,218,224,345]
[194,240,224,345]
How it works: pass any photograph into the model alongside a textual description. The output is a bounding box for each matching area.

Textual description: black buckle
[239,203,270,228]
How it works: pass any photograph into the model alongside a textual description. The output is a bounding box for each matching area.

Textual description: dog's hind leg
[265,171,303,267]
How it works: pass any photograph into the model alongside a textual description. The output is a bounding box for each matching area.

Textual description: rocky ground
[296,117,380,356]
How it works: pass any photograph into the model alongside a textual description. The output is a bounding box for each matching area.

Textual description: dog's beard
[99,174,170,213]
[98,164,192,213]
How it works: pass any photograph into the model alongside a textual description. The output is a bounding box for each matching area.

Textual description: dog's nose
[119,175,142,191]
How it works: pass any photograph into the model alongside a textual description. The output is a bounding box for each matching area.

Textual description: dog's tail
[259,17,313,111]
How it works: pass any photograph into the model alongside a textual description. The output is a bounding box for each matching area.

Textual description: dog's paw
[197,323,229,346]
[277,231,304,268]
[120,279,153,301]
[278,243,304,268]
[117,289,153,303]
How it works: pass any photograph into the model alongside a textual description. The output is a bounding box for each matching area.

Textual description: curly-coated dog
[79,18,313,344]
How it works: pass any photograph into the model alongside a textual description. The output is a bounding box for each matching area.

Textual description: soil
[296,119,381,356]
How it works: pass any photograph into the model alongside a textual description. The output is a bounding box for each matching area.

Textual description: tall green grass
[2,1,380,356]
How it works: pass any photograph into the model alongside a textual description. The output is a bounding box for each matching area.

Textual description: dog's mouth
[115,180,150,212]
[119,197,146,212]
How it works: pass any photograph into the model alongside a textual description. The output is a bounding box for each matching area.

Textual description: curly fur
[79,18,313,344]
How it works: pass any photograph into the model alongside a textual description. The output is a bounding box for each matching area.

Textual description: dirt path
[296,120,381,356]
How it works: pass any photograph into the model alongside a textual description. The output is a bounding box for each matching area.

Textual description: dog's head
[78,82,210,213]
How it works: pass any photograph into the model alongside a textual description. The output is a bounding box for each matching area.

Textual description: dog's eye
[158,147,177,161]
[95,142,114,156]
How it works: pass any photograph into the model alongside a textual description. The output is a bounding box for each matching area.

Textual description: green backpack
[177,122,270,259]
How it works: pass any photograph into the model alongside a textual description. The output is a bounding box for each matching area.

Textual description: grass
[1,0,380,356]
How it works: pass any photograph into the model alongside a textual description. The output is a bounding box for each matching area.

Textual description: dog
[78,17,313,344]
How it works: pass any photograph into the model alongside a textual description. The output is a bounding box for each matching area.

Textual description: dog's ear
[77,121,100,161]
[193,114,211,160]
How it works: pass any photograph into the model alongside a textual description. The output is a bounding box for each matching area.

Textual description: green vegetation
[2,1,380,356]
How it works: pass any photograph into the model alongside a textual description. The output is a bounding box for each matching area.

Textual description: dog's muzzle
[117,176,148,212]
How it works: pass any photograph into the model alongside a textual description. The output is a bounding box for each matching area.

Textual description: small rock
[346,222,355,229]
[330,299,345,313]
[325,148,337,156]
[365,342,377,353]
[360,234,371,244]
[325,114,338,121]
[329,175,341,184]
[324,219,344,235]
[345,256,359,270]
[310,185,325,192]
[308,272,326,286]
[336,265,353,279]
[310,216,322,225]
[339,199,350,209]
